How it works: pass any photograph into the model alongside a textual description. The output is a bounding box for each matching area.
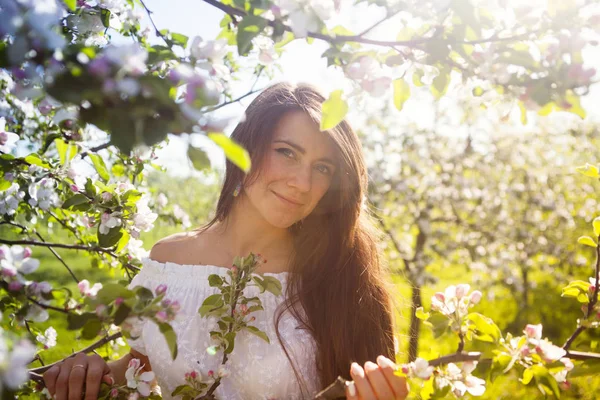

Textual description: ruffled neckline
[141,257,290,283]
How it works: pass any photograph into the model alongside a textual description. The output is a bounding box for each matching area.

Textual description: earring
[233,182,241,197]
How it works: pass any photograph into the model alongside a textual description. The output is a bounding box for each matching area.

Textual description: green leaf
[0,177,11,191]
[576,163,599,178]
[81,318,102,340]
[466,312,501,343]
[101,9,111,28]
[63,0,76,11]
[522,367,534,384]
[187,145,211,171]
[569,360,600,378]
[518,101,528,125]
[561,280,591,303]
[170,32,189,48]
[24,153,51,169]
[593,217,600,237]
[261,276,282,296]
[237,15,268,56]
[198,294,224,317]
[115,230,130,253]
[158,322,178,360]
[67,312,96,330]
[412,69,425,86]
[208,133,251,173]
[393,78,410,111]
[431,69,450,100]
[415,306,430,321]
[208,274,223,287]
[96,283,135,305]
[62,193,89,210]
[98,226,124,248]
[320,90,348,131]
[89,153,110,182]
[578,236,597,248]
[245,325,270,343]
[224,331,236,354]
[113,304,131,326]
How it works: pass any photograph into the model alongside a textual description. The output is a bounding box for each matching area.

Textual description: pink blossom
[78,279,103,298]
[524,324,542,341]
[455,284,470,300]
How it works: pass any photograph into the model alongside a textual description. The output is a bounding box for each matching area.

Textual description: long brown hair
[202,82,395,396]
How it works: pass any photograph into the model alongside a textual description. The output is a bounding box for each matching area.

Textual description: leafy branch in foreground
[170,253,282,400]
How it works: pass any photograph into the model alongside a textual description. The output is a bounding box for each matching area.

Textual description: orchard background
[1,0,600,398]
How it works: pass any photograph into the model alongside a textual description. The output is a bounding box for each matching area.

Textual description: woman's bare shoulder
[149,230,206,264]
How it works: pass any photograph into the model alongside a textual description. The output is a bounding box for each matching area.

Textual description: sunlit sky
[134,0,600,177]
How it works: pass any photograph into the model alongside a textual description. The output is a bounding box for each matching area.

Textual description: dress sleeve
[125,271,150,355]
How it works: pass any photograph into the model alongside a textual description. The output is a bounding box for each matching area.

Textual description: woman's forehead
[272,111,338,160]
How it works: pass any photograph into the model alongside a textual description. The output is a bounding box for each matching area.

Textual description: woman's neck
[212,195,294,271]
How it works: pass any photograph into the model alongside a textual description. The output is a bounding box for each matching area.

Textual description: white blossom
[36,327,57,349]
[28,178,60,211]
[0,337,37,391]
[173,204,191,228]
[99,211,122,234]
[0,245,40,280]
[0,182,25,216]
[131,195,157,234]
[0,117,19,153]
[125,238,149,261]
[189,37,229,61]
[103,43,148,76]
[125,358,155,397]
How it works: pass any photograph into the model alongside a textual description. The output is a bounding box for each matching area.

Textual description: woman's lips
[271,191,303,206]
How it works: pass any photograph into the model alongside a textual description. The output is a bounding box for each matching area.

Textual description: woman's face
[242,110,338,229]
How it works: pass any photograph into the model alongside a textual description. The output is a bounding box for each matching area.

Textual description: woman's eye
[276,148,295,158]
[316,165,331,175]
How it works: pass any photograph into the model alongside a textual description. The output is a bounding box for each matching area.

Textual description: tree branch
[201,0,541,49]
[29,332,124,375]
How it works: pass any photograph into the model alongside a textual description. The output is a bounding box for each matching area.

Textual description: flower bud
[115,297,124,306]
[8,281,23,291]
[155,310,168,322]
[110,388,119,398]
[469,290,482,305]
[155,284,168,295]
[23,247,32,258]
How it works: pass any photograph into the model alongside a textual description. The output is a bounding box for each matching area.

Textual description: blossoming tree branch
[0,0,599,398]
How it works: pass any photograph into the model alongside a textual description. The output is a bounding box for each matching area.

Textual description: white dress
[126,257,321,400]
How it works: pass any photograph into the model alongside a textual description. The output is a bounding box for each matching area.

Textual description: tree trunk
[408,284,422,362]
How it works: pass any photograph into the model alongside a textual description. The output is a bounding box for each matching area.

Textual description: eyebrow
[273,139,337,165]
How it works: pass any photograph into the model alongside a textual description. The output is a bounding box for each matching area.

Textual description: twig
[355,7,403,38]
[203,87,264,113]
[79,141,112,159]
[138,0,172,49]
[563,241,600,350]
[27,296,71,314]
[30,332,124,375]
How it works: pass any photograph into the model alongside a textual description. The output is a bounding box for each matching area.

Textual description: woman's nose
[287,165,312,193]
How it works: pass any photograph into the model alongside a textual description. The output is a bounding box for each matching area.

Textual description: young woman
[42,83,408,400]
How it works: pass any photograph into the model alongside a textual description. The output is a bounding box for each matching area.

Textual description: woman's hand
[42,352,114,400]
[345,355,408,400]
